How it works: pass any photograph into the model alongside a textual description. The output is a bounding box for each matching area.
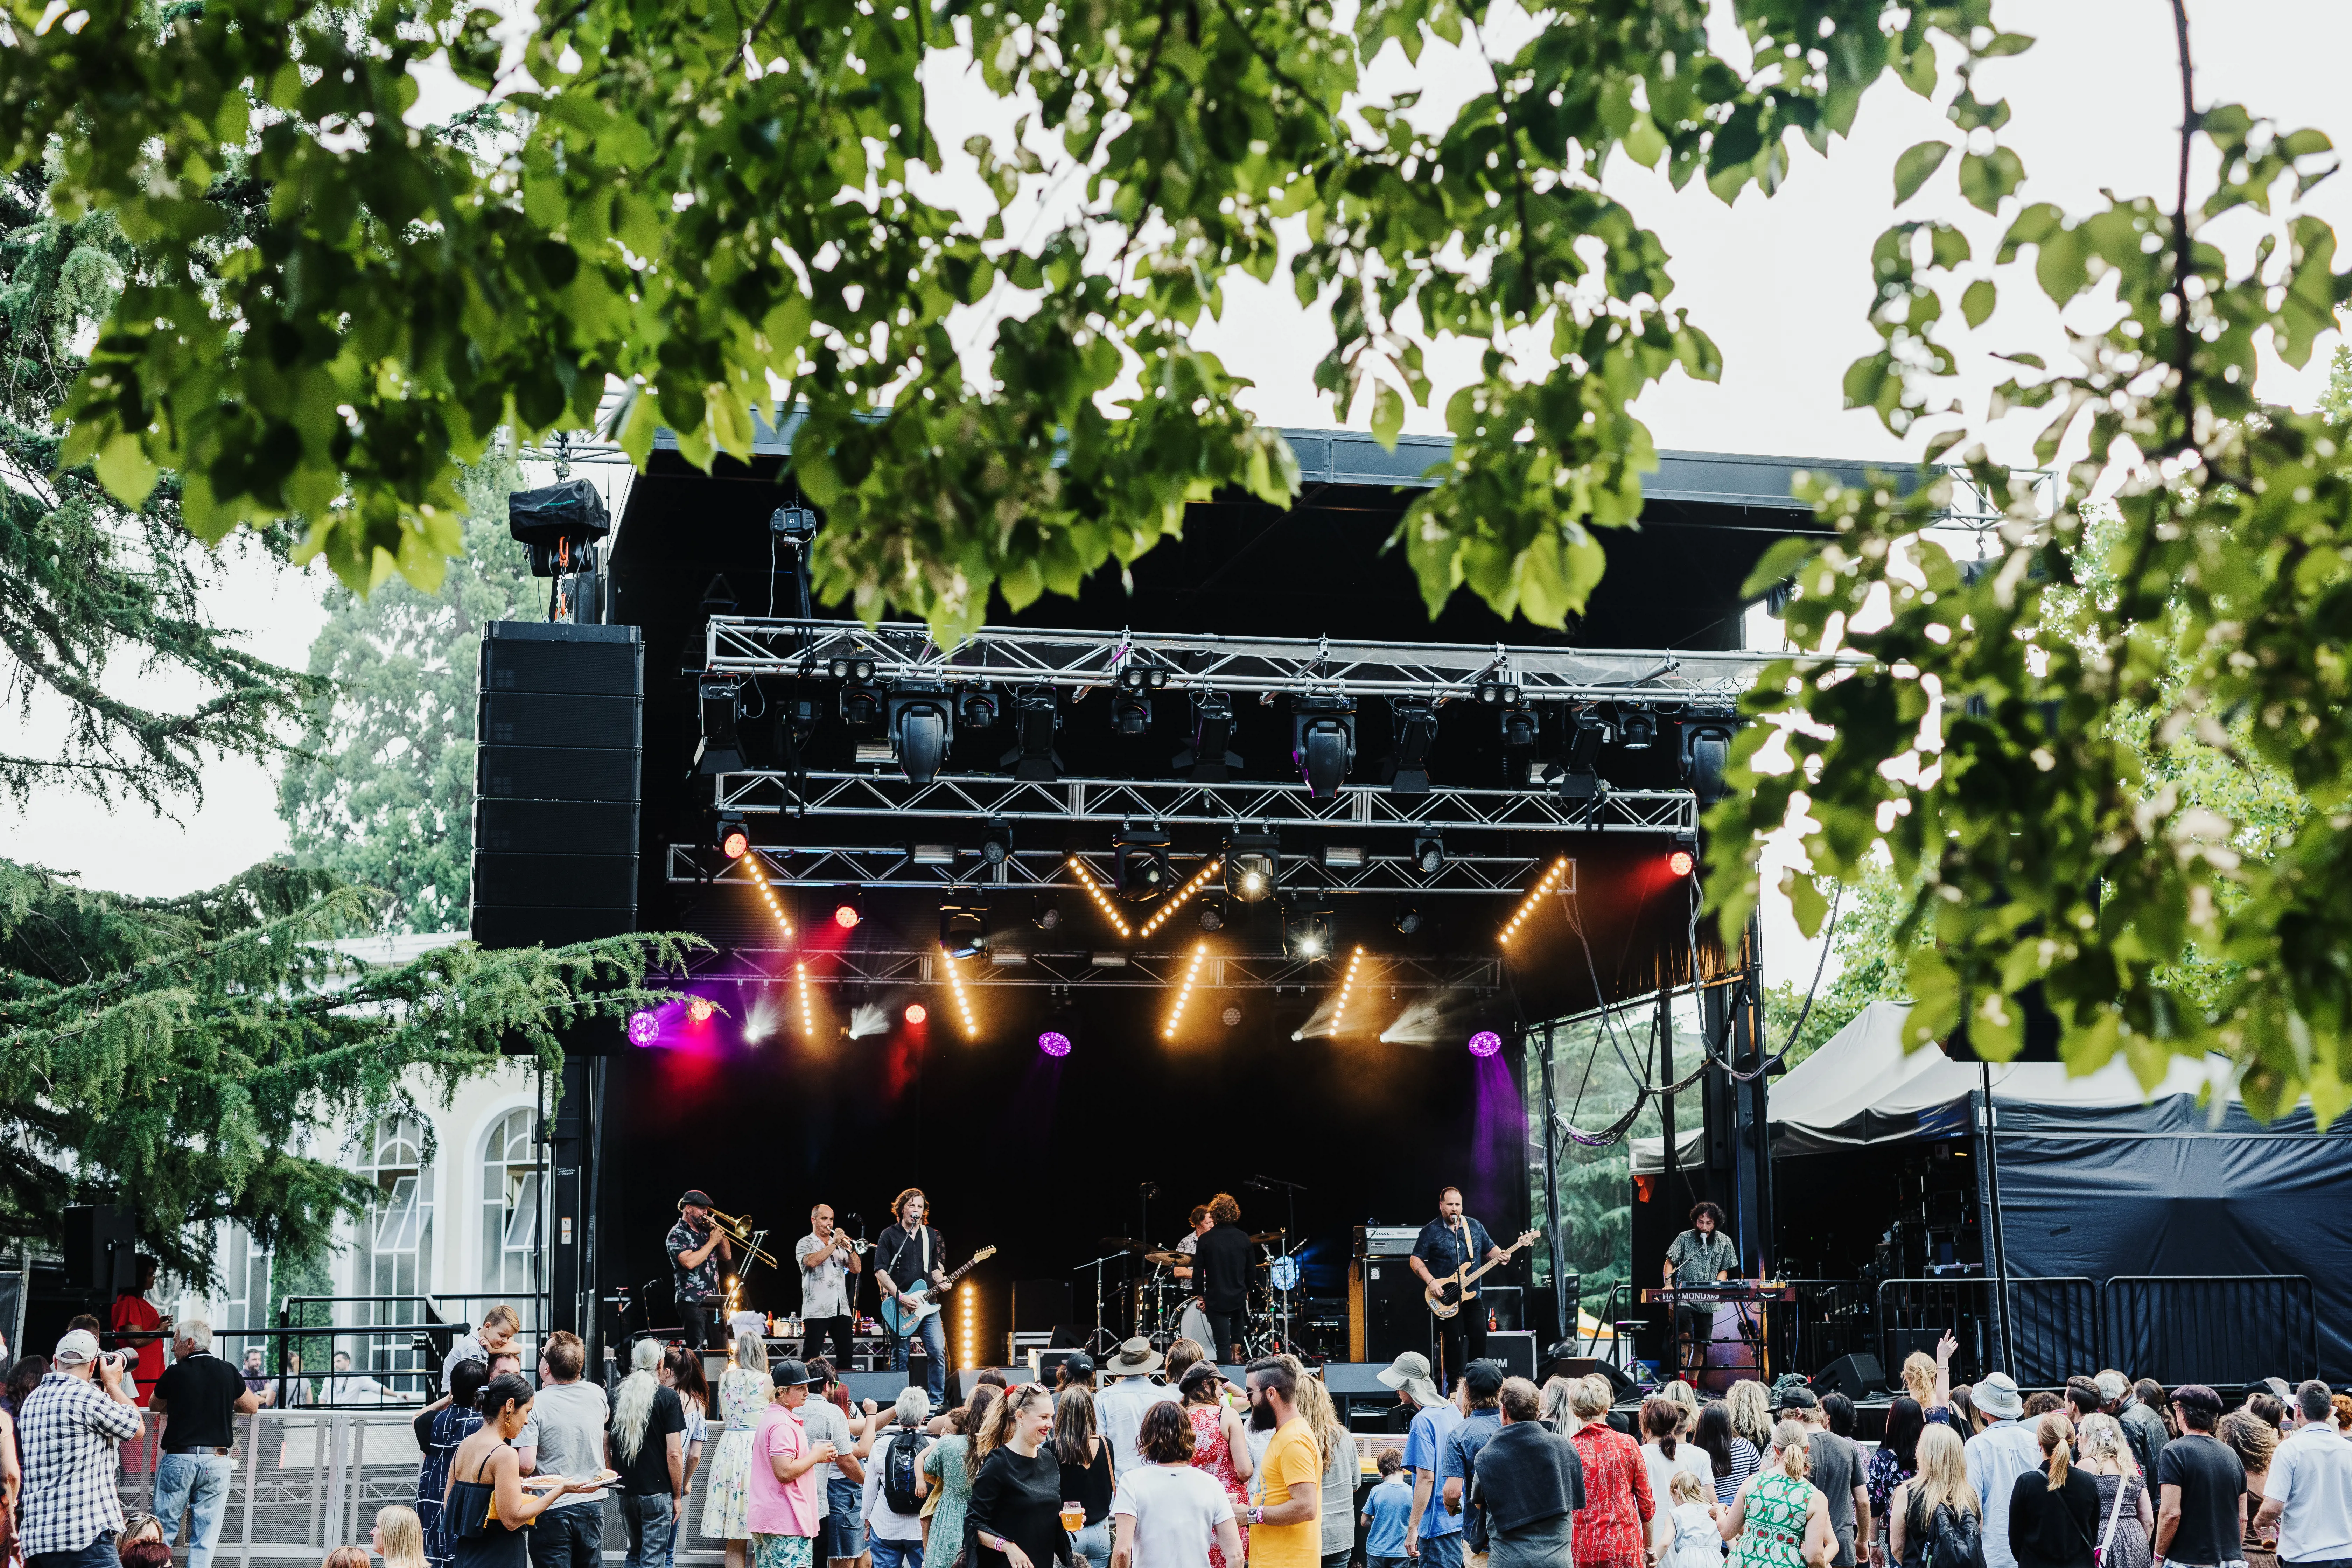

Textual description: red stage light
[904,1002,927,1024]
[834,904,861,930]
[721,830,750,859]
[686,995,716,1022]
[1667,848,1695,878]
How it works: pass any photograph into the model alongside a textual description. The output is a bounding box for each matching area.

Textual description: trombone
[682,1200,781,1271]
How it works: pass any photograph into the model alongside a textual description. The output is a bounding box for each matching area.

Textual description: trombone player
[670,1189,734,1350]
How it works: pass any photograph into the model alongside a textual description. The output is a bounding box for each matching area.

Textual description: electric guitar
[878,1245,997,1333]
[1424,1230,1539,1320]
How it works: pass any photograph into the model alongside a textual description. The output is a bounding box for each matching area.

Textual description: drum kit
[1099,1229,1299,1357]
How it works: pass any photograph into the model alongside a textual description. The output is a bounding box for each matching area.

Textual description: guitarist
[873,1188,949,1403]
[1408,1186,1511,1392]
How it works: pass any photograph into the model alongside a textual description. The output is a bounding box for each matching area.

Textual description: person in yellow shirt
[1242,1361,1323,1568]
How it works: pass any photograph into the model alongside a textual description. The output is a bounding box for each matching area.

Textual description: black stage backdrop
[601,986,1535,1349]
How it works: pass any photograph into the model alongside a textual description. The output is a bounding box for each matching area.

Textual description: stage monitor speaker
[1481,1287,1523,1333]
[1484,1330,1536,1381]
[840,1370,911,1405]
[1550,1356,1639,1401]
[1047,1324,1088,1349]
[471,621,643,950]
[1012,1280,1071,1335]
[1811,1352,1888,1400]
[1319,1362,1399,1398]
[61,1205,136,1292]
[953,1368,1022,1403]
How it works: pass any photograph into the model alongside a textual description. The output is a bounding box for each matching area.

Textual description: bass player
[873,1188,949,1403]
[1407,1185,1513,1391]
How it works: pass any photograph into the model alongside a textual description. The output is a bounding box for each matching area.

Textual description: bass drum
[1177,1300,1216,1352]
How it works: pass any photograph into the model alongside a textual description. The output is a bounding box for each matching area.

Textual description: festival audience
[704,1332,771,1568]
[1888,1426,1980,1568]
[2257,1381,2352,1568]
[1054,1388,1114,1568]
[1291,1373,1356,1568]
[2155,1385,2247,1568]
[967,1384,1070,1568]
[1384,1353,1460,1568]
[1475,1378,1586,1568]
[1568,1374,1654,1568]
[2005,1414,2098,1568]
[1239,1359,1321,1568]
[1719,1418,1833,1568]
[1361,1450,1413,1568]
[1109,1402,1245,1568]
[2221,1410,2281,1568]
[2075,1414,2154,1568]
[1965,1373,2042,1568]
[1695,1402,1762,1510]
[1440,1362,1506,1562]
[860,1388,933,1568]
[21,1329,145,1568]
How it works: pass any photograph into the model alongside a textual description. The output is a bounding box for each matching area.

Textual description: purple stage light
[627,1010,660,1046]
[1466,1029,1503,1058]
[1038,1029,1073,1058]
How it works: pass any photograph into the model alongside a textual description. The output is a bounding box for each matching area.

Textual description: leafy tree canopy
[4,0,2350,1112]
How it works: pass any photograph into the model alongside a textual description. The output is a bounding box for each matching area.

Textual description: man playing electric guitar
[873,1188,950,1404]
[1408,1186,1520,1392]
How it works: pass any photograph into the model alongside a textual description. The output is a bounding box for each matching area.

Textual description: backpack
[883,1428,932,1515]
[1919,1501,1987,1568]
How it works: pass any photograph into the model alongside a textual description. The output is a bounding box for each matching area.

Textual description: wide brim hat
[1377,1351,1442,1406]
[1973,1372,2025,1420]
[1106,1337,1164,1377]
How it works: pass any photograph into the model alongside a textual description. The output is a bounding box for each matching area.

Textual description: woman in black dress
[967,1384,1073,1568]
[447,1373,602,1568]
[2008,1414,2102,1568]
[1054,1388,1115,1568]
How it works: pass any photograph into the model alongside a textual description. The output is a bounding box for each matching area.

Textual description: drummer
[1170,1206,1212,1280]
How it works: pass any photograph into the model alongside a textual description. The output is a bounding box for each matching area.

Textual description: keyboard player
[1661,1202,1738,1378]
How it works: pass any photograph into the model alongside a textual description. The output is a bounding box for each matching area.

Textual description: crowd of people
[6,1308,2352,1568]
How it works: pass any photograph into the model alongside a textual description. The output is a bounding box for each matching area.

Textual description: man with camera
[152,1320,261,1568]
[19,1329,146,1568]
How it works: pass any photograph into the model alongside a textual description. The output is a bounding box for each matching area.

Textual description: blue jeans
[1419,1532,1464,1568]
[892,1310,946,1403]
[622,1494,676,1568]
[870,1538,922,1568]
[30,1533,119,1568]
[156,1452,237,1568]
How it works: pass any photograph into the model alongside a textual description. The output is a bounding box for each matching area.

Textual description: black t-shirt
[876,1223,944,1294]
[612,1384,688,1496]
[2157,1433,2247,1566]
[1194,1224,1255,1312]
[154,1352,247,1450]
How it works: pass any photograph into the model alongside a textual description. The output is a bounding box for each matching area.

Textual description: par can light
[1467,1029,1504,1058]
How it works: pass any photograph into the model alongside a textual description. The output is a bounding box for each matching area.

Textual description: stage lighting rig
[1002,686,1063,781]
[840,680,884,732]
[1175,690,1243,782]
[1476,677,1524,708]
[1668,830,1698,880]
[1032,894,1065,931]
[1551,711,1610,803]
[1291,695,1357,799]
[939,902,987,960]
[939,948,979,1038]
[959,687,1001,730]
[1411,831,1446,875]
[1329,946,1368,1033]
[825,656,878,681]
[887,686,954,784]
[1163,943,1210,1040]
[831,889,864,930]
[715,812,750,860]
[1384,697,1438,794]
[1499,858,1572,944]
[794,961,819,1038]
[980,819,1014,868]
[1680,712,1737,804]
[1393,903,1424,936]
[1284,904,1334,960]
[1618,708,1658,750]
[1224,832,1280,902]
[1066,858,1134,938]
[1139,858,1222,938]
[1113,829,1172,900]
[697,679,744,775]
[1197,897,1227,932]
[1110,690,1152,736]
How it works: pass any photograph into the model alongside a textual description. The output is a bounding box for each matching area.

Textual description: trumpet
[680,1200,781,1270]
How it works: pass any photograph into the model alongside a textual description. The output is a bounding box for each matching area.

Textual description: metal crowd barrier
[117,1410,726,1566]
[1876,1274,2313,1388]
[1876,1276,2100,1387]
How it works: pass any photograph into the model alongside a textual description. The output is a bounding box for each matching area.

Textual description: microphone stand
[1074,1251,1128,1357]
[1249,1174,1306,1354]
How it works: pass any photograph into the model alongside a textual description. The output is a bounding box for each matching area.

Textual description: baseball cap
[54,1329,100,1365]
[1061,1353,1096,1380]
[1776,1385,1820,1412]
[771,1358,822,1388]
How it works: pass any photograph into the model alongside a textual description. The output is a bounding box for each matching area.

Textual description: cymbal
[1100,1237,1143,1251]
[1249,1230,1286,1243]
[1142,1251,1187,1267]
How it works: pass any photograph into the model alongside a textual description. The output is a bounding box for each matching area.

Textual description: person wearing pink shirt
[747,1361,836,1568]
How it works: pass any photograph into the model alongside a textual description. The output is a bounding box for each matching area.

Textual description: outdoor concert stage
[475,423,1891,1377]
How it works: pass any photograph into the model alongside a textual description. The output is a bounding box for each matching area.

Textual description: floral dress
[416,1403,485,1568]
[702,1367,772,1540]
[922,1436,979,1568]
[1729,1471,1813,1568]
[1186,1404,1250,1568]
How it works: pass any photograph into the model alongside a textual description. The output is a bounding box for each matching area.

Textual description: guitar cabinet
[1349,1255,1434,1366]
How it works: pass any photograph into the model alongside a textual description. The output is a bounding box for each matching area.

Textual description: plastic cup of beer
[1060,1503,1085,1533]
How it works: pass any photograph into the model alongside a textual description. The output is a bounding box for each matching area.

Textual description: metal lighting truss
[705,616,1776,703]
[709,769,1698,834]
[670,846,1580,897]
[673,944,1503,992]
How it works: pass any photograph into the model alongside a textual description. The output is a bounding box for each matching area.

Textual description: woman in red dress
[1177,1364,1256,1568]
[1566,1376,1656,1568]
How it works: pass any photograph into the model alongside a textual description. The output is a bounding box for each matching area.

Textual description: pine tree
[275,447,538,932]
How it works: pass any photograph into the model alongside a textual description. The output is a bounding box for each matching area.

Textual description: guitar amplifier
[1357,1226,1421,1258]
[1350,1256,1432,1366]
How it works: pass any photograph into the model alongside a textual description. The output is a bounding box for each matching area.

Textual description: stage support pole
[1659,990,1678,1203]
[1537,1023,1568,1348]
[1727,912,1769,1278]
[1974,1063,2016,1376]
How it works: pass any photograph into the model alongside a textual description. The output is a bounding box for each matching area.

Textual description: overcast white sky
[6,0,2347,989]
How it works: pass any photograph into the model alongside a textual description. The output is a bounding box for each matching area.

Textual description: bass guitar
[878,1245,998,1333]
[1425,1230,1539,1320]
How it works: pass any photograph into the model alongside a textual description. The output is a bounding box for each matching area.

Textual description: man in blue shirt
[1408,1186,1509,1392]
[1380,1351,1464,1568]
[1362,1450,1416,1568]
[1440,1362,1507,1564]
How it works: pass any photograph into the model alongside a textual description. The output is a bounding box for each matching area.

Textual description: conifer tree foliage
[0,858,691,1284]
[275,447,536,932]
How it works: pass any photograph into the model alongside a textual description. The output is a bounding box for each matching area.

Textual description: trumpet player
[796,1203,863,1367]
[670,1188,734,1350]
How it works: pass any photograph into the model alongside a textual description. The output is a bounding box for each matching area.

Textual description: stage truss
[708,770,1699,834]
[706,617,1771,704]
[670,845,1579,897]
[673,942,1504,992]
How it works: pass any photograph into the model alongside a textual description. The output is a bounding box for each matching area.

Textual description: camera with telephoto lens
[97,1349,133,1372]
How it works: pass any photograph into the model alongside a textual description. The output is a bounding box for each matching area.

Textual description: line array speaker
[472,621,643,950]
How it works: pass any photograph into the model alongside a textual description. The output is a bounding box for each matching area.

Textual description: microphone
[1139,1182,1161,1198]
[1242,1177,1270,1191]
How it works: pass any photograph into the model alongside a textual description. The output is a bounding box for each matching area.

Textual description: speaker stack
[471,621,644,948]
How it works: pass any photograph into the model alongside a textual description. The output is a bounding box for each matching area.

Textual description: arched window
[479,1107,541,1297]
[352,1115,434,1395]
